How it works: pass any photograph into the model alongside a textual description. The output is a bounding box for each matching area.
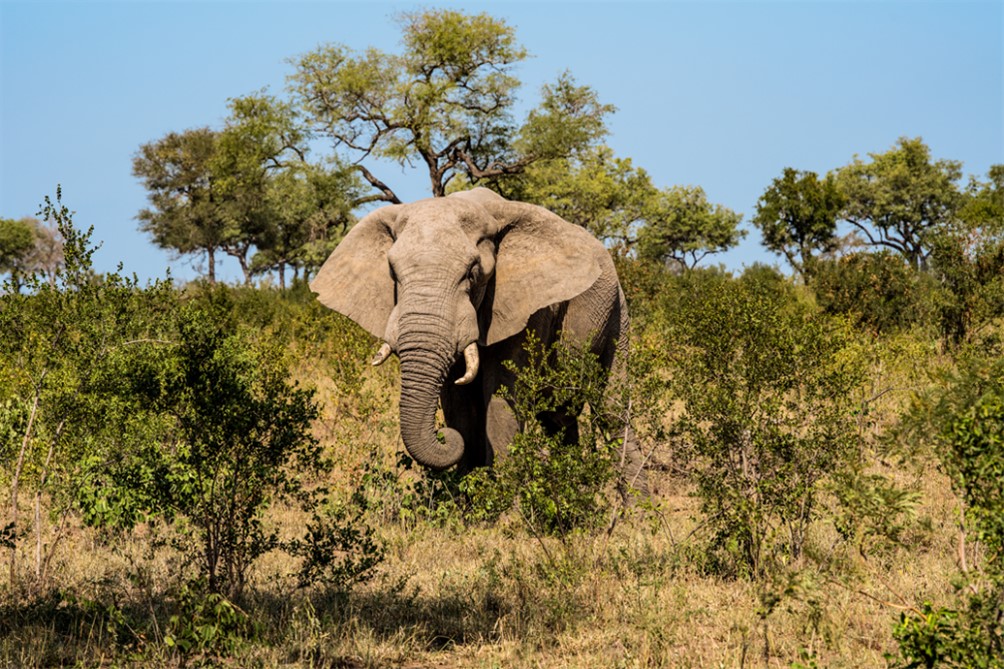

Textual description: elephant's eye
[467,262,482,285]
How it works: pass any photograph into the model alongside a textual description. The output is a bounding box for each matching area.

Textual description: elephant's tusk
[371,342,393,366]
[454,342,480,385]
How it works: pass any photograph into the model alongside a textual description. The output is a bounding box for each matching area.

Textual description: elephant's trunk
[397,332,465,470]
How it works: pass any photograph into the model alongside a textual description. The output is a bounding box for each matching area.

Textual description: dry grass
[0,329,966,668]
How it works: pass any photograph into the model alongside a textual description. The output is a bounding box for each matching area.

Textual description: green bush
[893,350,1004,668]
[812,251,937,335]
[656,271,867,579]
[464,334,619,537]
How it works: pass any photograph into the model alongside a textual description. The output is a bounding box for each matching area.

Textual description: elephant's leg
[611,421,648,499]
[485,395,519,463]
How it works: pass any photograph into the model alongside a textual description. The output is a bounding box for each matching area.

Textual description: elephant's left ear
[310,204,402,339]
[482,199,604,346]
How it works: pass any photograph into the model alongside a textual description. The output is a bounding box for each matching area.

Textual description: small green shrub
[657,271,867,579]
[893,350,1004,668]
[465,333,619,538]
[812,251,937,335]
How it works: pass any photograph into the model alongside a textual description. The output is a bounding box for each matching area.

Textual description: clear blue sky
[2,0,1001,283]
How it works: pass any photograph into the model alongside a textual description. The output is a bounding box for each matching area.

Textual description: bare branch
[352,165,401,204]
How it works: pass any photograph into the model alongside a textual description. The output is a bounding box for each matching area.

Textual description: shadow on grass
[0,575,511,667]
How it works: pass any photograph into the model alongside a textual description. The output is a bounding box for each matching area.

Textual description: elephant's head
[310,188,603,470]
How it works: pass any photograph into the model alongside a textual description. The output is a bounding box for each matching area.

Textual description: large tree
[211,93,311,285]
[288,10,610,202]
[835,137,963,270]
[133,128,229,283]
[752,168,845,282]
[251,164,358,288]
[135,94,357,286]
[635,186,745,269]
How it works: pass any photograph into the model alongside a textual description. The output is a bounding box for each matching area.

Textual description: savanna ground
[4,229,998,669]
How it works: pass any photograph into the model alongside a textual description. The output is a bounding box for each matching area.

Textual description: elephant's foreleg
[485,395,519,464]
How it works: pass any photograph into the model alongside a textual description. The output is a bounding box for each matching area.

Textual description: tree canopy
[134,95,359,286]
[835,136,963,269]
[288,11,616,203]
[752,168,845,282]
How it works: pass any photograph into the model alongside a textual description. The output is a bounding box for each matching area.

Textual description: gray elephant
[310,188,646,493]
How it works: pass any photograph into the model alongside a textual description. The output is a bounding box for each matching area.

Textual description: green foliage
[752,168,844,282]
[635,184,745,269]
[0,189,177,590]
[133,96,358,286]
[927,166,1004,346]
[510,72,615,172]
[2,195,383,602]
[164,580,252,664]
[496,143,644,243]
[812,251,937,335]
[144,292,324,596]
[657,270,866,578]
[133,127,228,282]
[835,137,963,269]
[893,598,1004,669]
[465,334,618,537]
[893,348,1004,668]
[288,505,386,591]
[289,9,529,200]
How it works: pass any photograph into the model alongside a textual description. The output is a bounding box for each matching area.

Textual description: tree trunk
[207,248,217,285]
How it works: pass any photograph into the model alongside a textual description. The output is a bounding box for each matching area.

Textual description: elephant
[310,187,646,494]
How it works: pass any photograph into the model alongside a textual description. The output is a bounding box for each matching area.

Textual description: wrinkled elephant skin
[310,188,646,492]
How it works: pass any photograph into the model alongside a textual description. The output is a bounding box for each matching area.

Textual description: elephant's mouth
[371,340,478,384]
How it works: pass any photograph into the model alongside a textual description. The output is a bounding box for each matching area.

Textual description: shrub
[657,271,867,579]
[812,251,937,335]
[893,349,1004,668]
[464,334,619,538]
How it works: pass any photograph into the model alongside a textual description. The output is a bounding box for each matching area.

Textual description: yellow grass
[0,328,968,668]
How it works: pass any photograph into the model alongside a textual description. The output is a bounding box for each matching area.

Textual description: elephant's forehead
[397,199,495,237]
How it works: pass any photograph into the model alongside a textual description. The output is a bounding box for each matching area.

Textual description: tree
[501,145,653,245]
[133,128,229,283]
[289,10,610,202]
[211,93,309,285]
[251,164,358,288]
[927,164,1004,345]
[752,168,844,282]
[659,271,865,579]
[1,191,175,591]
[0,218,36,287]
[0,217,64,291]
[835,137,963,270]
[635,185,745,269]
[135,94,358,286]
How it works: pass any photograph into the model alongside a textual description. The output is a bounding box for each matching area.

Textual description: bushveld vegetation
[2,9,1003,668]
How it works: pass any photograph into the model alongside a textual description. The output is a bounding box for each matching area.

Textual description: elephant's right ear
[310,205,402,339]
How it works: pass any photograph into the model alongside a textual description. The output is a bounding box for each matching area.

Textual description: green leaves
[752,168,844,281]
[659,270,866,578]
[835,137,964,269]
[636,185,746,269]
